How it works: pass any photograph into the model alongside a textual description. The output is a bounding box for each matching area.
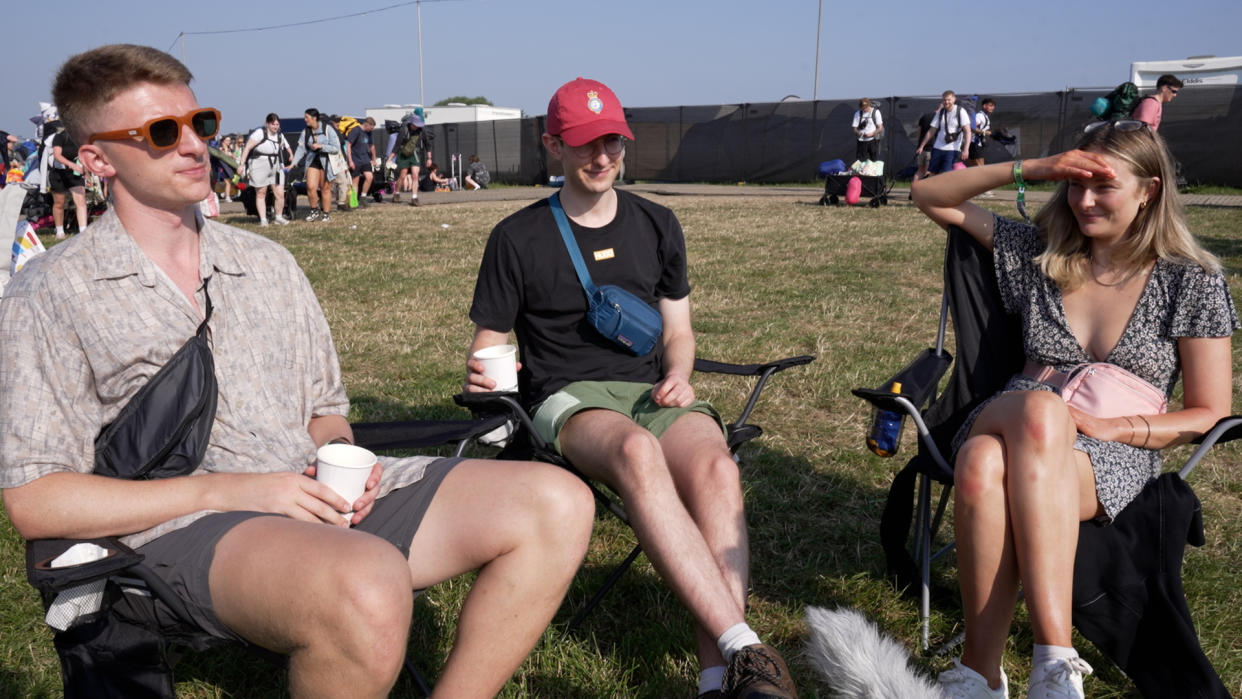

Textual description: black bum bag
[93,280,218,480]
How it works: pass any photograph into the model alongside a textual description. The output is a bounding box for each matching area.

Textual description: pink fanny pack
[1024,361,1168,419]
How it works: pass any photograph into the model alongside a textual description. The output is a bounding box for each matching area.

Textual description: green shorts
[532,380,725,454]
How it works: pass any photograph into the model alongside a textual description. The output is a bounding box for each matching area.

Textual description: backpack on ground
[1090,82,1140,121]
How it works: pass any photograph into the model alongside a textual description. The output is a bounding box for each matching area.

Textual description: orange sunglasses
[88,108,221,150]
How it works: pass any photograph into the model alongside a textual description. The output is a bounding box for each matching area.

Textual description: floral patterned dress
[954,215,1239,519]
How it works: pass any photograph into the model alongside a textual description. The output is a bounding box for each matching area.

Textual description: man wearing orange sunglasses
[0,44,594,698]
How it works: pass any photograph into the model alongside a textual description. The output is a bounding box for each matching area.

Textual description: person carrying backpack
[238,113,294,226]
[851,98,884,163]
[968,98,996,168]
[386,113,426,206]
[1131,74,1183,131]
[291,107,341,222]
[916,90,972,175]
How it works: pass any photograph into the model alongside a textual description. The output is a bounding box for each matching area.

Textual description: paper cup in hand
[315,443,377,523]
[473,344,518,392]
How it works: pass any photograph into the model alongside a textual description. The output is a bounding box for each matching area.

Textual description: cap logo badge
[586,91,603,115]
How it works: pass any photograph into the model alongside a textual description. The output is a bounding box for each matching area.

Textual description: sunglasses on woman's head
[88,108,221,150]
[1083,119,1149,135]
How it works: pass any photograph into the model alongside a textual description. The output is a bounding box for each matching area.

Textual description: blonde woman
[913,121,1237,699]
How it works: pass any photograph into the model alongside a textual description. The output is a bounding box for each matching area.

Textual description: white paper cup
[472,344,518,392]
[315,443,377,523]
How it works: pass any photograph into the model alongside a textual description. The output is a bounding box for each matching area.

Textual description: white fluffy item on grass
[805,605,943,698]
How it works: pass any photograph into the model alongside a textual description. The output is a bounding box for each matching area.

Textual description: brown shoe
[409,197,421,207]
[722,644,797,699]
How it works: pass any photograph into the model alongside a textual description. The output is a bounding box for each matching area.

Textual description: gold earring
[1139,201,1147,210]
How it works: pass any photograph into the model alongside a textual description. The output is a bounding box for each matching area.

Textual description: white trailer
[1130,55,1242,87]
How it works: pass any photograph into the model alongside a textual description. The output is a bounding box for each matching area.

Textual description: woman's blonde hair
[1033,123,1219,288]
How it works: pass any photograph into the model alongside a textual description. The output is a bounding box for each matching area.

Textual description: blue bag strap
[548,193,598,297]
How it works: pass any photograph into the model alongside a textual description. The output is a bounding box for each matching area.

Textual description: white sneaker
[938,659,1008,698]
[259,220,269,227]
[1026,656,1092,699]
[274,216,290,225]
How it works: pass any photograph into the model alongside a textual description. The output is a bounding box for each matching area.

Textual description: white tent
[1130,56,1242,88]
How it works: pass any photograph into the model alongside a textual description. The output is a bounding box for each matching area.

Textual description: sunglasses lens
[192,110,219,139]
[147,118,181,148]
[1116,120,1144,132]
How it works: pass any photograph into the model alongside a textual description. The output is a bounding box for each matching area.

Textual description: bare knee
[955,435,1006,504]
[528,465,595,557]
[611,428,670,493]
[321,546,413,680]
[680,449,742,504]
[1009,391,1076,449]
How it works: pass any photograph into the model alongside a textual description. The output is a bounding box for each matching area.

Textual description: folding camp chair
[23,412,509,699]
[854,226,1240,696]
[457,354,814,632]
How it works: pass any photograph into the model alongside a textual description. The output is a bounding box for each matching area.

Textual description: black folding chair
[457,354,814,632]
[23,412,509,699]
[854,226,1239,696]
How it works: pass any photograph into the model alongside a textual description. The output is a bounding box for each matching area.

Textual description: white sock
[716,623,761,663]
[1032,643,1078,667]
[56,226,64,235]
[698,666,725,695]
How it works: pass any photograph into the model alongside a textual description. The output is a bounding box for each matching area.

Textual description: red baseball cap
[546,77,634,148]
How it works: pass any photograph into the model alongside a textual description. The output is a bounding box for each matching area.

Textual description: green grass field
[2,193,1240,697]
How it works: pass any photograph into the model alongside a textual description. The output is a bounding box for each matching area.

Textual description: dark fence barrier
[412,85,1241,187]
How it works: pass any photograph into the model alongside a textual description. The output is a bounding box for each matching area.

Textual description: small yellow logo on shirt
[593,248,615,261]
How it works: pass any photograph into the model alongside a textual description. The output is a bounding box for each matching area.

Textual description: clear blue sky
[5,0,1240,138]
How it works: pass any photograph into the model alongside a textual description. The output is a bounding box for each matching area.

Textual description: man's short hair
[53,44,193,143]
[981,98,996,108]
[364,116,376,126]
[1156,74,1184,90]
[266,113,281,124]
[941,90,956,98]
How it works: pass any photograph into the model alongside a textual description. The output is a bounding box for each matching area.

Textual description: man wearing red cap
[466,77,798,699]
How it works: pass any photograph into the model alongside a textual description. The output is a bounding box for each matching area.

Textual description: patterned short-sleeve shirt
[0,210,436,547]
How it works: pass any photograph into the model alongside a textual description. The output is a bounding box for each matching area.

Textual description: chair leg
[916,472,933,652]
[403,655,432,697]
[565,544,644,634]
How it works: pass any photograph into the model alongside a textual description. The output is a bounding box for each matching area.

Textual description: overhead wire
[167,0,464,52]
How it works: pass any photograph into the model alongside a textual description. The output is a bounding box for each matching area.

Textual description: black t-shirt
[52,132,79,167]
[346,126,370,165]
[470,189,691,404]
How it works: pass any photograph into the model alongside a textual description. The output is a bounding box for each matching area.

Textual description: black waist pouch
[93,281,217,480]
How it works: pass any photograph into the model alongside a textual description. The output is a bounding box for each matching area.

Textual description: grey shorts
[123,457,460,642]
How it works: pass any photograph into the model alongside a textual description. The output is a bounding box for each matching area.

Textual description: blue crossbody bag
[549,193,663,356]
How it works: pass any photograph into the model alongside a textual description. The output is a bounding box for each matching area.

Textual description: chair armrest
[351,415,509,452]
[852,348,953,413]
[694,355,815,376]
[695,355,816,431]
[1179,415,1242,479]
[26,537,143,595]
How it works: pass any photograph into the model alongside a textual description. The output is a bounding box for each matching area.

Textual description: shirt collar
[89,208,247,285]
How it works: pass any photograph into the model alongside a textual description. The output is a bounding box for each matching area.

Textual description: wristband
[1013,160,1030,222]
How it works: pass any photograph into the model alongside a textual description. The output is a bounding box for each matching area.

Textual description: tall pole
[813,0,822,101]
[417,0,427,109]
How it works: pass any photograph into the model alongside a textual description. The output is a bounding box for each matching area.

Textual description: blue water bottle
[866,381,906,457]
